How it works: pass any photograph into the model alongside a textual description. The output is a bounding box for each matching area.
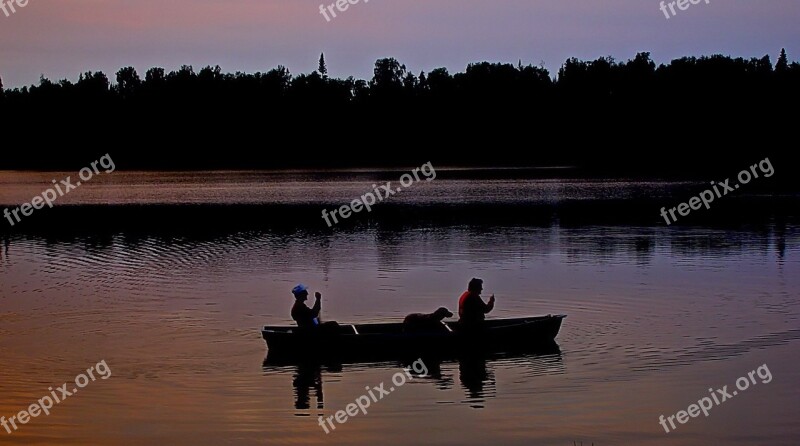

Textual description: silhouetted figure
[290,284,339,332]
[402,307,453,333]
[458,278,495,329]
[291,284,321,327]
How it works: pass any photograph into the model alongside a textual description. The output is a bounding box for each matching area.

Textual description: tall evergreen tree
[318,53,328,79]
[776,48,789,73]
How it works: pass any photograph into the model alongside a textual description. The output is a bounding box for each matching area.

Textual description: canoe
[262,315,566,360]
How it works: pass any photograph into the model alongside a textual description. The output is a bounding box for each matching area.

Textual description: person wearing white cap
[291,284,322,328]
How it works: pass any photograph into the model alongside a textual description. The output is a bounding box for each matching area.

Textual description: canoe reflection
[263,342,562,411]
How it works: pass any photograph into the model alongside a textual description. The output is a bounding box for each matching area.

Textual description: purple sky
[0,0,798,87]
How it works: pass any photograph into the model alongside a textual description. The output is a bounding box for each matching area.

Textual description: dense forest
[1,50,797,175]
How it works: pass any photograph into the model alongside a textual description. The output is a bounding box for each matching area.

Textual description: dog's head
[433,307,454,320]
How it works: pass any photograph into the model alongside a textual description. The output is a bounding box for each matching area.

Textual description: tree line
[0,50,796,174]
[3,51,798,106]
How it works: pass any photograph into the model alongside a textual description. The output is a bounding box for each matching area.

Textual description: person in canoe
[458,278,495,330]
[291,284,339,332]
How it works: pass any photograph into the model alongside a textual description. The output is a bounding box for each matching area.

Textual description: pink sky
[0,0,798,87]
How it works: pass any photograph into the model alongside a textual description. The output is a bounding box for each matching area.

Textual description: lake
[0,169,798,445]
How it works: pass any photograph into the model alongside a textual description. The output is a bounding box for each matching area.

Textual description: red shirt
[458,291,470,318]
[459,291,491,323]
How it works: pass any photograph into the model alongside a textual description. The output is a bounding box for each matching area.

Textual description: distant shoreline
[1,197,798,236]
[1,51,796,175]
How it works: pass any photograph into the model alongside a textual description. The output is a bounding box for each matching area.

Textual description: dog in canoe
[402,307,454,333]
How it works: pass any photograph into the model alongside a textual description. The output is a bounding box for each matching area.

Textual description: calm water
[0,170,798,445]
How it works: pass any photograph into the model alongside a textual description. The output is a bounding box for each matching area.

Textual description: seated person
[458,278,495,329]
[291,284,340,332]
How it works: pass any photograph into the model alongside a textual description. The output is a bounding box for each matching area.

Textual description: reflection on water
[292,363,327,412]
[266,346,564,414]
[0,170,713,206]
[0,172,798,445]
[459,355,495,408]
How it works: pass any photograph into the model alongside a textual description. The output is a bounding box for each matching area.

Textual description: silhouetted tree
[0,50,797,172]
[418,71,428,91]
[352,78,369,101]
[170,65,196,85]
[776,48,789,73]
[624,52,656,84]
[318,53,328,79]
[426,67,453,98]
[198,65,223,82]
[263,65,291,96]
[461,62,529,102]
[754,54,773,75]
[403,71,417,93]
[370,58,406,98]
[75,71,110,100]
[145,67,166,84]
[116,67,141,99]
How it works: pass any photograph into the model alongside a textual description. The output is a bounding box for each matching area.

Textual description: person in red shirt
[458,278,495,328]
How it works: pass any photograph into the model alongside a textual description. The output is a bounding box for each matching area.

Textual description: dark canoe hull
[262,315,565,361]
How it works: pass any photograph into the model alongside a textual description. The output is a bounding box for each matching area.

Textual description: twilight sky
[0,0,798,87]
